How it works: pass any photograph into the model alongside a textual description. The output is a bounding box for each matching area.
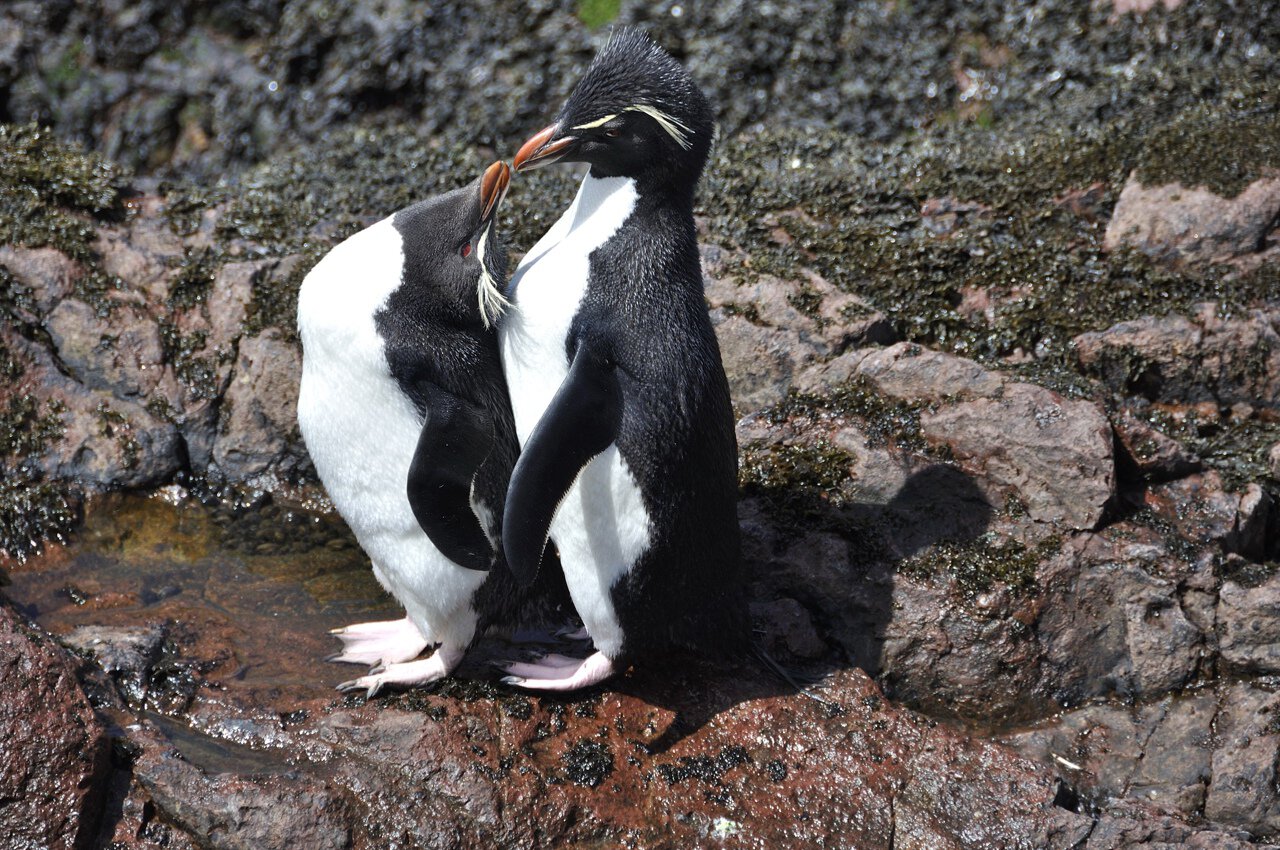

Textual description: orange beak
[512,123,577,172]
[480,160,511,222]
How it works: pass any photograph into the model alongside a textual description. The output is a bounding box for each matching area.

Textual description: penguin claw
[332,650,465,698]
[500,652,616,692]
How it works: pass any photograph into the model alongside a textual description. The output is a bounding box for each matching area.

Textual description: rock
[45,298,175,400]
[136,745,355,850]
[212,330,304,481]
[1112,408,1202,481]
[1106,0,1184,15]
[1270,442,1280,480]
[1036,533,1201,705]
[712,311,823,411]
[0,245,81,317]
[1002,702,1155,806]
[829,344,1114,530]
[1127,693,1217,815]
[0,602,111,850]
[1143,472,1273,561]
[704,244,891,411]
[1074,304,1280,409]
[1205,683,1280,837]
[794,348,872,395]
[63,622,166,709]
[853,343,1007,402]
[751,597,830,660]
[920,385,1114,530]
[1104,174,1280,266]
[1219,573,1280,675]
[138,666,1072,849]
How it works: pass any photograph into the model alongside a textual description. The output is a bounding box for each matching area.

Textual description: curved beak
[512,123,577,172]
[479,160,510,226]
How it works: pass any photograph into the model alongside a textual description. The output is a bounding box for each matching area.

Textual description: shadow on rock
[745,462,994,679]
[573,464,1000,752]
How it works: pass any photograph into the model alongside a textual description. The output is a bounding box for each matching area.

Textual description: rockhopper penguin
[498,30,748,690]
[297,162,560,696]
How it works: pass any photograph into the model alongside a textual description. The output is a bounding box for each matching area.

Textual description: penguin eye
[460,242,472,258]
[604,127,622,138]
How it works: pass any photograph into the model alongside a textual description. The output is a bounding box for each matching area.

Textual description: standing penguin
[298,162,557,696]
[499,30,747,690]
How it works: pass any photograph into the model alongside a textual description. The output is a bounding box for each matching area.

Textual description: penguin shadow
[604,463,994,755]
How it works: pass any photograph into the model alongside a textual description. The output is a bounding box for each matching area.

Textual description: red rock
[0,602,112,850]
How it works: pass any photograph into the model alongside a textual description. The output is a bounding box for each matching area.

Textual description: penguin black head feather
[392,161,511,329]
[513,29,714,189]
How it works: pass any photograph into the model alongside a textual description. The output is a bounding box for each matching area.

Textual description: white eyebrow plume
[571,113,620,130]
[475,223,510,329]
[625,104,693,150]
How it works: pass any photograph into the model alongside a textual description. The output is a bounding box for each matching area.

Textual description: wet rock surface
[0,603,111,850]
[1,0,1279,846]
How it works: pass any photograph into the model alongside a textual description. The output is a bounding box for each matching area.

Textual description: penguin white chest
[296,217,484,646]
[498,175,650,658]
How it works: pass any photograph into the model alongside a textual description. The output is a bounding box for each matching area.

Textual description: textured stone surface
[0,604,111,850]
[1219,574,1280,674]
[1104,174,1280,266]
[212,330,305,481]
[1074,304,1280,409]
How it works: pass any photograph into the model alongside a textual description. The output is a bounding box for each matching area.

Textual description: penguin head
[512,29,714,189]
[403,161,512,329]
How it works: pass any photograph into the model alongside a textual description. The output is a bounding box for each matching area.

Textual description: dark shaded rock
[1036,532,1201,705]
[1219,573,1280,675]
[1074,304,1280,409]
[1104,174,1280,267]
[751,597,830,661]
[1127,693,1217,815]
[0,602,111,850]
[2,326,186,489]
[1205,683,1280,837]
[46,297,173,399]
[136,745,354,850]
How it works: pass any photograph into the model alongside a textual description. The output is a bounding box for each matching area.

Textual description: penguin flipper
[503,341,622,587]
[406,383,496,572]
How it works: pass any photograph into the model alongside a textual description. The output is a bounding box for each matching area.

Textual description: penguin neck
[587,164,696,216]
[565,172,639,232]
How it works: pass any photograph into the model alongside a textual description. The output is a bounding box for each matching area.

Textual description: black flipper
[503,340,622,587]
[406,383,496,572]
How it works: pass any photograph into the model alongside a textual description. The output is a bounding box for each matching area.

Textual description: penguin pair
[297,29,745,695]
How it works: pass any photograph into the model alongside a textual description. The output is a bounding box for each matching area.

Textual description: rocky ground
[2,0,1279,847]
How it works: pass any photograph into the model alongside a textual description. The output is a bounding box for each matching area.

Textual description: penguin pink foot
[327,617,429,666]
[336,645,465,698]
[501,651,615,691]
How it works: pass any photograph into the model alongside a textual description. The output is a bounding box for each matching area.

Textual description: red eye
[605,128,621,138]
[460,242,472,258]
